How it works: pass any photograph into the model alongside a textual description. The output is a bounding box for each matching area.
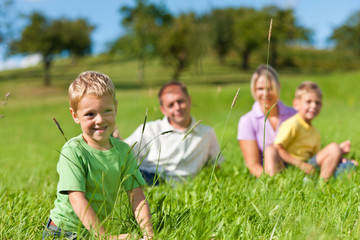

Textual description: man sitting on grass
[121,81,223,185]
[274,81,357,181]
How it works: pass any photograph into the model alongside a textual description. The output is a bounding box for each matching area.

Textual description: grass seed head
[1,91,11,105]
[52,116,68,142]
[268,18,273,42]
[231,88,240,109]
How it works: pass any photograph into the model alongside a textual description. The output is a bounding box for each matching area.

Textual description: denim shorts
[308,155,320,170]
[42,218,78,240]
[307,155,357,177]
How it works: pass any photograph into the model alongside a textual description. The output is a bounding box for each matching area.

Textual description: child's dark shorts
[42,218,78,240]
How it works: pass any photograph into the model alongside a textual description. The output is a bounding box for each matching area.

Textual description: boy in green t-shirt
[43,71,153,239]
[274,81,357,181]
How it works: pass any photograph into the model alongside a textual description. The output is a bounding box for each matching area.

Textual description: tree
[111,0,172,83]
[232,8,267,70]
[262,6,311,67]
[230,6,311,69]
[330,10,360,56]
[158,13,206,80]
[0,0,14,45]
[9,12,94,86]
[206,8,235,65]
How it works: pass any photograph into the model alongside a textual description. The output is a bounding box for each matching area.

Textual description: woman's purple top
[237,101,296,163]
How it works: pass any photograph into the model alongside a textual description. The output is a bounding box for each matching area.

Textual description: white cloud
[0,54,42,71]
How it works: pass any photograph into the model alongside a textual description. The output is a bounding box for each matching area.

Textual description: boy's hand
[339,140,351,154]
[299,162,315,175]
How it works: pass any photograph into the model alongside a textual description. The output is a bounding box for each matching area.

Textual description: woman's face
[254,75,279,111]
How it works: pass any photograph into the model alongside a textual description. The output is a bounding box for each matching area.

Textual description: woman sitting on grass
[237,65,296,177]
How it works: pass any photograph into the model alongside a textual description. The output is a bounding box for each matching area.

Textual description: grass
[1,55,360,239]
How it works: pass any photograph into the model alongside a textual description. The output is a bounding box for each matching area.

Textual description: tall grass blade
[250,201,264,219]
[182,120,202,140]
[203,88,240,206]
[263,18,273,173]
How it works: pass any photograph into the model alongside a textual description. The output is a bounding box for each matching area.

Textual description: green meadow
[1,55,360,239]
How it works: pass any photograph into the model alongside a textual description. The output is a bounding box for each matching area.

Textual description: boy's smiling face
[70,93,117,150]
[293,91,322,124]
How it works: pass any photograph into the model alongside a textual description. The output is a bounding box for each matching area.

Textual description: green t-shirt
[50,135,145,233]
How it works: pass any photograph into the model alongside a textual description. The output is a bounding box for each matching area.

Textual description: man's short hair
[69,71,116,112]
[295,81,322,99]
[158,81,189,105]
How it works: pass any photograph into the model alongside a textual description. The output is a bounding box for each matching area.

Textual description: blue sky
[1,0,360,70]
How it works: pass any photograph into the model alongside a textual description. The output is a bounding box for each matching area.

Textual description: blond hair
[250,64,280,100]
[69,71,116,112]
[295,81,322,99]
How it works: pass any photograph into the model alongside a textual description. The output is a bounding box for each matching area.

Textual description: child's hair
[250,64,280,100]
[158,81,189,105]
[295,81,322,99]
[69,71,116,112]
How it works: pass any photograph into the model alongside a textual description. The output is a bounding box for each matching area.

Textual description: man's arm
[127,187,154,239]
[275,144,315,174]
[68,191,130,240]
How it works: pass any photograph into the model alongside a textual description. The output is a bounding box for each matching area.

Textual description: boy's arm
[127,187,154,239]
[69,191,130,240]
[68,191,106,235]
[275,144,315,174]
[339,140,351,155]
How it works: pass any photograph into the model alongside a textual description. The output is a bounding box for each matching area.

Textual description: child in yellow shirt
[275,81,357,181]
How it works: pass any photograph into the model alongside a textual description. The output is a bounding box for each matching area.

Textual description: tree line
[1,0,360,85]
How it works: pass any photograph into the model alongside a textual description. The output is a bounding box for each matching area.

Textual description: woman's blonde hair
[250,64,280,100]
[69,71,116,112]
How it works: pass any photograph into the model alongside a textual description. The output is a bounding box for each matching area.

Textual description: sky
[1,0,360,70]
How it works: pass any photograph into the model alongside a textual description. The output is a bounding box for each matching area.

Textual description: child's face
[70,93,117,150]
[294,91,322,124]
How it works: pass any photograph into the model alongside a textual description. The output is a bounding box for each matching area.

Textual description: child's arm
[275,144,315,174]
[128,187,154,239]
[68,191,106,235]
[69,191,131,240]
[339,140,351,155]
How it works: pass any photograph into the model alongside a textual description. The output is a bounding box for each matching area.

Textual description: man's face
[159,86,192,130]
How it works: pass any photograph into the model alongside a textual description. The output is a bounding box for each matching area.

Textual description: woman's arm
[239,140,264,177]
[128,187,154,239]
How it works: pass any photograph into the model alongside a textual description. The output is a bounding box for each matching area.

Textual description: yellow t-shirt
[274,113,321,161]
